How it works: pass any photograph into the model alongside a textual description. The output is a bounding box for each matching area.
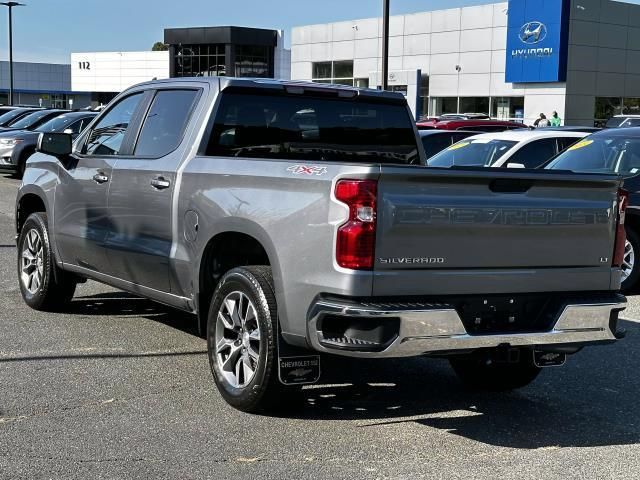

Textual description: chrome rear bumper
[308,295,626,358]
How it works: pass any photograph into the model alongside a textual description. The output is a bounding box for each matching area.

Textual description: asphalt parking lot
[1,173,639,480]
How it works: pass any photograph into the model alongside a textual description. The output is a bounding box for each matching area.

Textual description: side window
[508,138,558,168]
[557,137,580,152]
[134,89,199,157]
[84,93,143,156]
[68,118,86,135]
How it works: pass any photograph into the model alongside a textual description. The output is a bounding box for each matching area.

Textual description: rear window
[428,138,517,167]
[605,117,627,128]
[205,92,418,164]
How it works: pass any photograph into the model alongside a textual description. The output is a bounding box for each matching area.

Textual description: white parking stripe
[621,317,640,323]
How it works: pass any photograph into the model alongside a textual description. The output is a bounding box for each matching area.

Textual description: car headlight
[0,139,23,146]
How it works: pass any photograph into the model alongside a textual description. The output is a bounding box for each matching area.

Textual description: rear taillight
[613,188,628,267]
[335,179,377,270]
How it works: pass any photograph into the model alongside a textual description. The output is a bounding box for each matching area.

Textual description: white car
[428,130,589,169]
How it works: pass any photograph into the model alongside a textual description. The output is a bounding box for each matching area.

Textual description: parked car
[0,107,41,128]
[0,111,97,178]
[604,115,640,128]
[545,127,640,291]
[0,106,19,117]
[545,126,602,133]
[428,130,588,168]
[16,77,626,412]
[417,118,529,132]
[0,109,69,134]
[419,130,478,159]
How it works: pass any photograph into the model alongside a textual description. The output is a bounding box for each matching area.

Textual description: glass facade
[235,45,270,77]
[174,44,226,77]
[594,97,640,126]
[430,96,525,121]
[459,97,490,115]
[491,97,525,121]
[311,61,355,86]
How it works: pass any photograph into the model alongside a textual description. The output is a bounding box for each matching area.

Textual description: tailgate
[374,167,622,295]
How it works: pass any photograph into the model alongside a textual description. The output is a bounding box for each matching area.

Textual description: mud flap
[277,330,321,386]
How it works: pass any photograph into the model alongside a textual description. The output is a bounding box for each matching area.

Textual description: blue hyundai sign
[505,0,570,83]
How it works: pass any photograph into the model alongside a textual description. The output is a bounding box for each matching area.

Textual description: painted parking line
[621,317,640,323]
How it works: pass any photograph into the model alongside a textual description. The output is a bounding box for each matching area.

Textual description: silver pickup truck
[16,78,627,412]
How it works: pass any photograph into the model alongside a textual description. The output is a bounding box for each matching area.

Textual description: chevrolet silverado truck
[16,78,627,412]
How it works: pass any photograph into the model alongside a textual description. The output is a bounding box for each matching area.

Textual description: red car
[417,118,530,132]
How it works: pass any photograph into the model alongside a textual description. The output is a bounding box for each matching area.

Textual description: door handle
[93,173,109,184]
[150,176,171,190]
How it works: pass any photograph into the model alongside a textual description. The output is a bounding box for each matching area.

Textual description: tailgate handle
[489,179,534,194]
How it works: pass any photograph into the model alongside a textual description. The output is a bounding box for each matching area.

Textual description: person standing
[534,113,550,128]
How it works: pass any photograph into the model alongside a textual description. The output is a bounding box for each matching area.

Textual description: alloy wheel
[622,239,635,283]
[21,229,44,294]
[215,291,261,388]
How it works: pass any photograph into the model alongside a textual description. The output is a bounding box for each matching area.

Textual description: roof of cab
[129,77,407,102]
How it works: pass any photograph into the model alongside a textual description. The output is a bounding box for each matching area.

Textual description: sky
[1,0,640,64]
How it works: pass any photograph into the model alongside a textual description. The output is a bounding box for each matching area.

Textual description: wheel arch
[194,222,283,337]
[16,187,49,237]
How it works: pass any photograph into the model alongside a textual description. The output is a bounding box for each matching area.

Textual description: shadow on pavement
[274,319,640,449]
[38,291,640,450]
[68,292,199,336]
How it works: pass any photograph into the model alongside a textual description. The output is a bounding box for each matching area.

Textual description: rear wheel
[207,266,299,413]
[449,349,541,391]
[17,212,77,311]
[621,228,640,292]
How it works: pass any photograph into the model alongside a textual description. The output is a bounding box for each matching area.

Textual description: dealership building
[291,0,640,125]
[71,26,290,106]
[0,60,91,108]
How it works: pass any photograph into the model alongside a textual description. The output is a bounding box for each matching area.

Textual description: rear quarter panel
[176,156,379,341]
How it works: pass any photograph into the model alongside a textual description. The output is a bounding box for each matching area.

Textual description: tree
[152,42,168,51]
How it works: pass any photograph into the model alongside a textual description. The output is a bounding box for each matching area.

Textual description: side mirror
[506,162,526,169]
[63,128,73,135]
[36,132,72,157]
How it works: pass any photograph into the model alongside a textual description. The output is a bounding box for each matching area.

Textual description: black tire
[17,212,77,311]
[207,266,299,413]
[449,349,541,392]
[622,227,640,292]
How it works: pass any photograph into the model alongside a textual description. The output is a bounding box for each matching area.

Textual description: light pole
[1,2,26,106]
[381,0,390,90]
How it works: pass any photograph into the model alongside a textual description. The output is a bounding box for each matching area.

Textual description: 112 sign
[78,61,91,70]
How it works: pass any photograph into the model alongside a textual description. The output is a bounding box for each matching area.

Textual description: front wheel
[17,212,77,311]
[207,266,297,413]
[449,349,541,391]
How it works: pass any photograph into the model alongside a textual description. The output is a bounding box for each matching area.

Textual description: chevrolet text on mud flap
[16,77,627,413]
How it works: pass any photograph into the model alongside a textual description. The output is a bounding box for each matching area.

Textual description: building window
[235,45,270,78]
[431,97,458,115]
[594,97,623,126]
[174,44,226,77]
[354,78,369,88]
[311,61,354,86]
[491,97,525,121]
[459,97,489,115]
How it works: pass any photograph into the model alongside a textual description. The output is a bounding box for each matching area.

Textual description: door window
[83,93,143,156]
[507,138,558,168]
[134,89,199,157]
